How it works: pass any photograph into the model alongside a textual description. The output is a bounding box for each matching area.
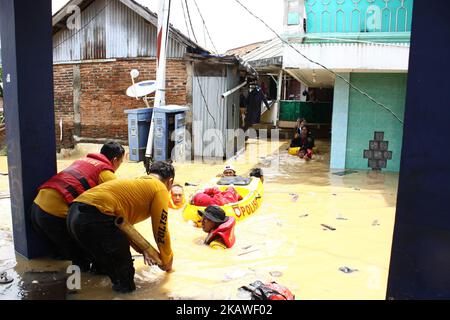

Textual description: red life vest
[240,281,295,300]
[204,216,236,248]
[38,153,115,204]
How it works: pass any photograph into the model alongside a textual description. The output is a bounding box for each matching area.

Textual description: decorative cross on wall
[363,132,393,171]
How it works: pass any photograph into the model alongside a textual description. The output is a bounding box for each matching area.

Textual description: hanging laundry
[246,86,270,127]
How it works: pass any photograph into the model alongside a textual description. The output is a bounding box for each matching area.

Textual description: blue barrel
[124,108,153,161]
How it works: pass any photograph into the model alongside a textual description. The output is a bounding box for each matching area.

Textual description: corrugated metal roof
[53,0,107,61]
[225,40,270,57]
[52,0,206,62]
[241,38,284,63]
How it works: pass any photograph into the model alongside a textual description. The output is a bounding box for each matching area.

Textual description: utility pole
[144,0,171,171]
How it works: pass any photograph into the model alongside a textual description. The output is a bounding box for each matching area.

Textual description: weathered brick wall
[53,58,188,149]
[53,64,75,150]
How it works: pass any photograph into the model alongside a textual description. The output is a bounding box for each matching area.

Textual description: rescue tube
[288,147,300,156]
[183,177,264,226]
[169,197,186,210]
[288,146,318,156]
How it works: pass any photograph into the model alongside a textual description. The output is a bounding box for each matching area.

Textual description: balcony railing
[305,0,413,33]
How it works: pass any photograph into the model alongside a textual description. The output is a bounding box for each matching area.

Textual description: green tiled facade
[345,73,407,172]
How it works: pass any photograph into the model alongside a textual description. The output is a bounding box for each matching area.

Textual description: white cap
[223,164,235,172]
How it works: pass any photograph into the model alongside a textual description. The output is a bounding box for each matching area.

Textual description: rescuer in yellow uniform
[67,161,175,293]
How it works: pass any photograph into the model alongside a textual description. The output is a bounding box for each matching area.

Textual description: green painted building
[282,0,413,172]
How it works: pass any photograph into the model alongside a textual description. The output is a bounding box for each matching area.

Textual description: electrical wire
[181,1,227,154]
[184,0,199,43]
[53,0,112,50]
[233,0,404,125]
[193,64,226,154]
[192,0,219,54]
[180,0,192,40]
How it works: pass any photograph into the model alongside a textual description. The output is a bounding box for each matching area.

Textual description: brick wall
[53,58,188,149]
[54,64,75,150]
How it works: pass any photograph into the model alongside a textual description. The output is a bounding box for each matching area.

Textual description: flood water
[0,138,399,300]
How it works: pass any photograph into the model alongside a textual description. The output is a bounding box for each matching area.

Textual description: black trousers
[67,202,135,290]
[30,203,91,270]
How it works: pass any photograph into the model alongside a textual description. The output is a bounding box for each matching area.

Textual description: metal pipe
[221,81,247,99]
[72,136,128,145]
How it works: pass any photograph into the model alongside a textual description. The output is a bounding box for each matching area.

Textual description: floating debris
[372,220,380,226]
[339,267,358,274]
[269,271,283,277]
[321,224,336,231]
[332,193,337,196]
[184,182,198,187]
[336,214,348,221]
[353,187,360,191]
[0,272,13,285]
[299,214,309,218]
[333,170,358,176]
[289,193,299,202]
[238,249,259,256]
[21,271,68,300]
[0,192,10,199]
[224,270,248,281]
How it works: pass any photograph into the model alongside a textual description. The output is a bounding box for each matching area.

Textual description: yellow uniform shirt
[34,170,117,218]
[73,177,173,265]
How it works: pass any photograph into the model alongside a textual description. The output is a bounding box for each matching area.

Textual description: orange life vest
[204,216,236,248]
[169,197,186,210]
[38,153,114,203]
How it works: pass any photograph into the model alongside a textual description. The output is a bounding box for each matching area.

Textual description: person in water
[169,184,186,209]
[198,206,236,250]
[67,161,175,293]
[217,164,237,178]
[249,168,264,183]
[290,125,315,160]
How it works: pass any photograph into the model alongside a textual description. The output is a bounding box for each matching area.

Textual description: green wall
[346,73,407,172]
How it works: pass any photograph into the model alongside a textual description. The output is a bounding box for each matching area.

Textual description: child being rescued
[198,206,236,249]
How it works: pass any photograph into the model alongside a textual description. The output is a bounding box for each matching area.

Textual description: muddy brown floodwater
[0,138,398,300]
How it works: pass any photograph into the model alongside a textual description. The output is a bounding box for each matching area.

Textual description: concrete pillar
[330,73,350,170]
[273,69,284,127]
[0,0,56,258]
[387,0,450,299]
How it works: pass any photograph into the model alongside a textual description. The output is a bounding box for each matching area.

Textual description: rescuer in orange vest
[30,141,125,271]
[198,206,236,250]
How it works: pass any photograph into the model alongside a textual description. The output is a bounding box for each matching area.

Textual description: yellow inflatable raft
[183,176,264,225]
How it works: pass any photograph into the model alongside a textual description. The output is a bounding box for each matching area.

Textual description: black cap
[198,206,229,223]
